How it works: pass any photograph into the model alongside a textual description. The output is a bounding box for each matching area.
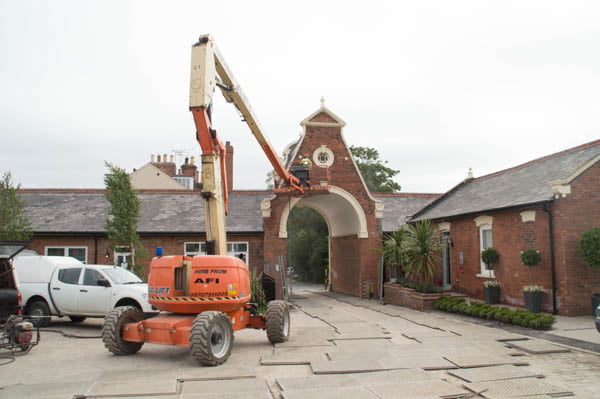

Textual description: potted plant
[402,219,442,291]
[381,228,407,283]
[579,227,600,315]
[481,248,500,270]
[521,249,543,313]
[483,280,501,304]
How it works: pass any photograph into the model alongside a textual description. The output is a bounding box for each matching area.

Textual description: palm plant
[402,219,442,288]
[381,228,407,280]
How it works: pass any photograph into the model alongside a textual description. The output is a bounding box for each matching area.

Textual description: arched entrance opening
[276,186,372,296]
[286,206,329,285]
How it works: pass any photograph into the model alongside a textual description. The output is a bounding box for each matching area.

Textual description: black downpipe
[94,236,98,264]
[543,202,558,315]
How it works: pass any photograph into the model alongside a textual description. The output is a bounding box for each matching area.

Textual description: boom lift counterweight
[101,34,291,366]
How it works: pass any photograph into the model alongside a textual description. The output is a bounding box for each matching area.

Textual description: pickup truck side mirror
[97,278,111,287]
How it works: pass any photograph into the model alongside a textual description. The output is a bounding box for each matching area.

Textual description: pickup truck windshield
[103,267,143,284]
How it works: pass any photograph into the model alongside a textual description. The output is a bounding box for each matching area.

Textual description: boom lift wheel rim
[190,311,234,366]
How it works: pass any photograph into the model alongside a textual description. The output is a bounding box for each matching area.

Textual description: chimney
[157,155,161,162]
[152,152,176,176]
[170,155,174,163]
[181,155,198,182]
[226,141,234,191]
[151,154,155,163]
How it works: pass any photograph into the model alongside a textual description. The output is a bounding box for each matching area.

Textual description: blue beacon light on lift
[155,247,164,257]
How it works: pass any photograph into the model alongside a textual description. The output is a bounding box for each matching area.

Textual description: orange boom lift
[101,35,301,366]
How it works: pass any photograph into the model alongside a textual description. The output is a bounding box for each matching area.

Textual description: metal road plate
[443,354,529,368]
[506,340,571,354]
[276,374,360,391]
[368,380,469,399]
[448,365,543,383]
[281,386,379,399]
[465,378,573,398]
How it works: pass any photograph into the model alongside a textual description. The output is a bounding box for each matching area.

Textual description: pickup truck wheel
[190,311,233,366]
[102,306,143,355]
[266,300,290,343]
[69,316,86,323]
[28,301,51,328]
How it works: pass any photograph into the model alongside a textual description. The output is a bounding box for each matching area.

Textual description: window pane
[68,248,86,263]
[58,268,82,284]
[83,269,103,286]
[483,230,493,249]
[47,248,65,256]
[186,243,200,253]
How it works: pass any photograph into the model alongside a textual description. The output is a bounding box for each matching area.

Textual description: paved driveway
[1,289,599,398]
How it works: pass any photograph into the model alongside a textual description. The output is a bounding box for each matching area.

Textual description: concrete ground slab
[0,381,95,399]
[443,354,529,368]
[310,358,396,374]
[182,393,272,399]
[180,377,269,396]
[87,380,176,396]
[178,366,256,380]
[464,378,573,398]
[280,386,379,399]
[368,380,469,399]
[353,368,439,385]
[448,364,544,382]
[276,374,360,391]
[505,339,571,354]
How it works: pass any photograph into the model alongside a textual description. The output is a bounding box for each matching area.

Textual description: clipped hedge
[435,296,555,330]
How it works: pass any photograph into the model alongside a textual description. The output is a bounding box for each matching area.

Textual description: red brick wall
[445,206,554,313]
[330,236,360,296]
[29,233,264,279]
[552,162,600,315]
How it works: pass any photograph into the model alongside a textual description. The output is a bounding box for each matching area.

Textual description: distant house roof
[20,189,440,236]
[373,193,440,232]
[20,190,272,234]
[413,140,600,221]
[130,163,188,190]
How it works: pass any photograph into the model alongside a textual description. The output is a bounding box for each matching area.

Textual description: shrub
[579,227,600,269]
[521,249,542,267]
[481,248,500,270]
[433,297,555,330]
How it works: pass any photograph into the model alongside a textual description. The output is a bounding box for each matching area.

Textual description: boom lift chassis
[101,35,295,366]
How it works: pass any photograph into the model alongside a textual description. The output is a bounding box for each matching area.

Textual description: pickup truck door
[51,267,82,314]
[77,268,112,315]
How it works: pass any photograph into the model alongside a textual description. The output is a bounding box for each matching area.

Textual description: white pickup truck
[14,256,157,326]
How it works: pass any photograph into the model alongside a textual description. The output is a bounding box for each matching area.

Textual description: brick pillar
[226,141,234,191]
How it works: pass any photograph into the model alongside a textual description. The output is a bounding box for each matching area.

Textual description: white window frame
[45,246,88,264]
[114,247,132,269]
[477,224,494,278]
[184,241,249,264]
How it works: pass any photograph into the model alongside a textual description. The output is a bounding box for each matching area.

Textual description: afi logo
[194,277,220,284]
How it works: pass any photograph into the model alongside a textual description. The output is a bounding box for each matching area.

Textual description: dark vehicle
[0,241,30,323]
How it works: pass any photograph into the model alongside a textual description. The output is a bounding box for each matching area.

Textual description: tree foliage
[381,228,408,277]
[350,146,401,192]
[286,207,328,283]
[402,219,442,287]
[104,162,146,275]
[0,171,33,240]
[579,227,600,268]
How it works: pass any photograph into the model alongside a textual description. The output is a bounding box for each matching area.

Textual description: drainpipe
[94,236,98,264]
[543,202,558,315]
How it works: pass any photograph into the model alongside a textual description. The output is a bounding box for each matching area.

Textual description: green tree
[287,207,328,283]
[350,146,401,192]
[0,171,33,240]
[104,162,146,276]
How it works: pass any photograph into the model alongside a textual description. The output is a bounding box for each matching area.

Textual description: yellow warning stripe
[149,296,240,302]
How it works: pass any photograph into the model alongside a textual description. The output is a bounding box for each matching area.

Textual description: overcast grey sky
[1,1,599,193]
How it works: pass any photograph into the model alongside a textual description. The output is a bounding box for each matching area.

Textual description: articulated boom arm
[189,35,302,255]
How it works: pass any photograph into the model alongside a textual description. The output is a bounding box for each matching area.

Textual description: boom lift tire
[266,300,290,343]
[190,311,234,366]
[102,306,144,355]
[28,300,51,328]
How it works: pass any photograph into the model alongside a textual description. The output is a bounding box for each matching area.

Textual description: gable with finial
[300,97,346,127]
